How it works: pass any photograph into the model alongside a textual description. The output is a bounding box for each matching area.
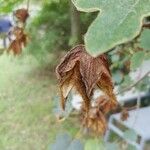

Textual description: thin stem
[132,67,142,127]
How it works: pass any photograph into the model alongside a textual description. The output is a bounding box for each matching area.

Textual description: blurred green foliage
[25,1,97,60]
[25,1,70,60]
[0,0,23,13]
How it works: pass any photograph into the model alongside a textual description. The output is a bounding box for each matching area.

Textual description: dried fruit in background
[13,27,27,46]
[7,7,29,55]
[8,27,27,55]
[14,8,29,23]
[8,40,22,55]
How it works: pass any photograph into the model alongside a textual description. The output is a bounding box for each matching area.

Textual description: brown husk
[56,45,118,134]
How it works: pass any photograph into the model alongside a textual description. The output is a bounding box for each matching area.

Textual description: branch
[116,71,150,95]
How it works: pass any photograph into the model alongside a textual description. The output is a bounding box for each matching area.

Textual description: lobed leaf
[73,0,150,56]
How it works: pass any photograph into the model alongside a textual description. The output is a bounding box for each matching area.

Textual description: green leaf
[73,0,150,56]
[124,129,137,142]
[139,29,150,50]
[131,51,145,70]
[85,139,105,150]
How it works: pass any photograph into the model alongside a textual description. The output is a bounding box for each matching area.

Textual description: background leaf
[139,29,150,50]
[130,51,145,70]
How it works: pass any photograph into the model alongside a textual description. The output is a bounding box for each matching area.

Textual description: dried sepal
[96,73,118,113]
[56,45,91,111]
[14,8,29,23]
[59,62,91,111]
[59,69,75,110]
